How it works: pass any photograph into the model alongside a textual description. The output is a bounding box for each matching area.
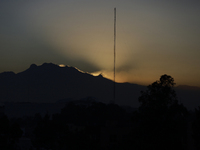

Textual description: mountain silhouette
[0,63,145,107]
[0,63,200,110]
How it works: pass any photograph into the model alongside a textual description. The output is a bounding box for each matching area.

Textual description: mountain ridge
[1,63,199,89]
[0,63,200,110]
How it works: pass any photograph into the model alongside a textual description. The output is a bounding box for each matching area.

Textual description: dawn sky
[0,0,200,86]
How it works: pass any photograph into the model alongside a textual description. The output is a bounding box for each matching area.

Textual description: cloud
[116,64,138,72]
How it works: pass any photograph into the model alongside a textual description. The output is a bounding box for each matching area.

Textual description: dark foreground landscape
[0,63,200,150]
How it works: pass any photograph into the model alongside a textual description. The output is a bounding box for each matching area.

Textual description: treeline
[0,101,132,150]
[1,100,200,150]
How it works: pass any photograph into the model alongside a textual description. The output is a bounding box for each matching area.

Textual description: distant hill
[0,63,200,110]
[176,85,200,91]
[176,85,200,110]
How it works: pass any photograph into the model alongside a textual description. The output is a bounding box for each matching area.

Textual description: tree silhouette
[139,74,177,110]
[32,100,130,150]
[0,115,23,150]
[192,106,200,150]
[131,74,188,150]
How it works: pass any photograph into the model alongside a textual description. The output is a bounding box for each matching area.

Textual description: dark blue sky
[0,0,200,86]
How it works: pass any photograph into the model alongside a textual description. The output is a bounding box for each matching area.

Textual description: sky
[0,0,200,87]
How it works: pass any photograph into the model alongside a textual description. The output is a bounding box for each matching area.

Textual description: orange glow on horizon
[91,70,134,84]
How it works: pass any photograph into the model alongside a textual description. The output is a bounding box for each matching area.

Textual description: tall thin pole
[113,8,116,103]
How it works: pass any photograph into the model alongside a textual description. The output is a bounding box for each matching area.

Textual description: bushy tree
[139,74,177,109]
[131,74,188,150]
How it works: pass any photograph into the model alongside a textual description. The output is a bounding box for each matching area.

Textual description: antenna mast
[113,8,116,103]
